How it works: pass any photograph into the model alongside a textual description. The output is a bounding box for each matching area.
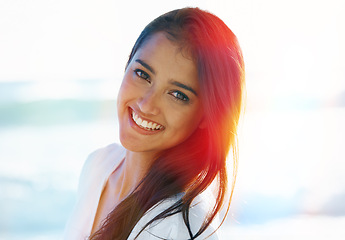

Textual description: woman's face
[117,32,204,157]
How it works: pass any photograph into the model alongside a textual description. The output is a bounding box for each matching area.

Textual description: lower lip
[128,108,163,135]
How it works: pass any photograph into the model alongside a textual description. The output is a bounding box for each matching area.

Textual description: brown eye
[170,91,189,102]
[134,69,151,83]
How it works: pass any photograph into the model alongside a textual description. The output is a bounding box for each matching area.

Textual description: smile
[131,110,164,131]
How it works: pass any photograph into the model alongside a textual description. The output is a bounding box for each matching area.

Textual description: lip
[128,107,164,135]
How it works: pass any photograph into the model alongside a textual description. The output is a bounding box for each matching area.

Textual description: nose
[137,89,160,116]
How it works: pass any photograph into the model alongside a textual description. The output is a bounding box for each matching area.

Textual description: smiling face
[117,32,204,157]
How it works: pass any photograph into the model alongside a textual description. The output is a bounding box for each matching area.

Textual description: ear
[198,117,207,129]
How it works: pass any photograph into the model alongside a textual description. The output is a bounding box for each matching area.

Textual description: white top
[64,143,219,240]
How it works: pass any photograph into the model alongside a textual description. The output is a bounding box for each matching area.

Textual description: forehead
[132,33,199,86]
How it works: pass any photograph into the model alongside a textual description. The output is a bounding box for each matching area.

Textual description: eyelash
[169,91,190,102]
[134,69,190,103]
[134,69,151,83]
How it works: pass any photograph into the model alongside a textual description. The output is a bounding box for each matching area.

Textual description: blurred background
[0,0,344,239]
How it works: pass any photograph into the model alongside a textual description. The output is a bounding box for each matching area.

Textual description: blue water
[0,80,120,239]
[1,81,345,239]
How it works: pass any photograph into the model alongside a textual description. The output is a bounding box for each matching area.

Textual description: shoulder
[81,143,125,173]
[129,192,219,240]
[82,143,125,170]
[77,143,126,192]
[64,143,126,239]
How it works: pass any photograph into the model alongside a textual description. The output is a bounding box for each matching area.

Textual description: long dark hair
[90,7,244,240]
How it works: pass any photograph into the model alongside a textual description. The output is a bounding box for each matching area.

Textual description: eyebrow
[135,59,156,75]
[135,58,198,96]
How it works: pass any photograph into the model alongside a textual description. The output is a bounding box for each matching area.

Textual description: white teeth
[147,122,153,128]
[142,120,148,128]
[131,110,162,130]
[133,113,138,121]
[137,118,143,125]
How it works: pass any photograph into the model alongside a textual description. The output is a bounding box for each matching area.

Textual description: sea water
[1,90,344,239]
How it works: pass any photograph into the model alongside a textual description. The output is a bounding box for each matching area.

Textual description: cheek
[170,108,202,134]
[117,78,133,108]
[116,89,125,113]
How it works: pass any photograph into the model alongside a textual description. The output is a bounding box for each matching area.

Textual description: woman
[64,7,244,240]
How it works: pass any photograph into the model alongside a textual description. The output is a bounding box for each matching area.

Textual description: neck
[115,150,157,200]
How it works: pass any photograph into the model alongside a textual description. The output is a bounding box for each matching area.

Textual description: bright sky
[0,0,344,102]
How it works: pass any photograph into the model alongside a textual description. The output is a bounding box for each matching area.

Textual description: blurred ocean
[1,81,345,239]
